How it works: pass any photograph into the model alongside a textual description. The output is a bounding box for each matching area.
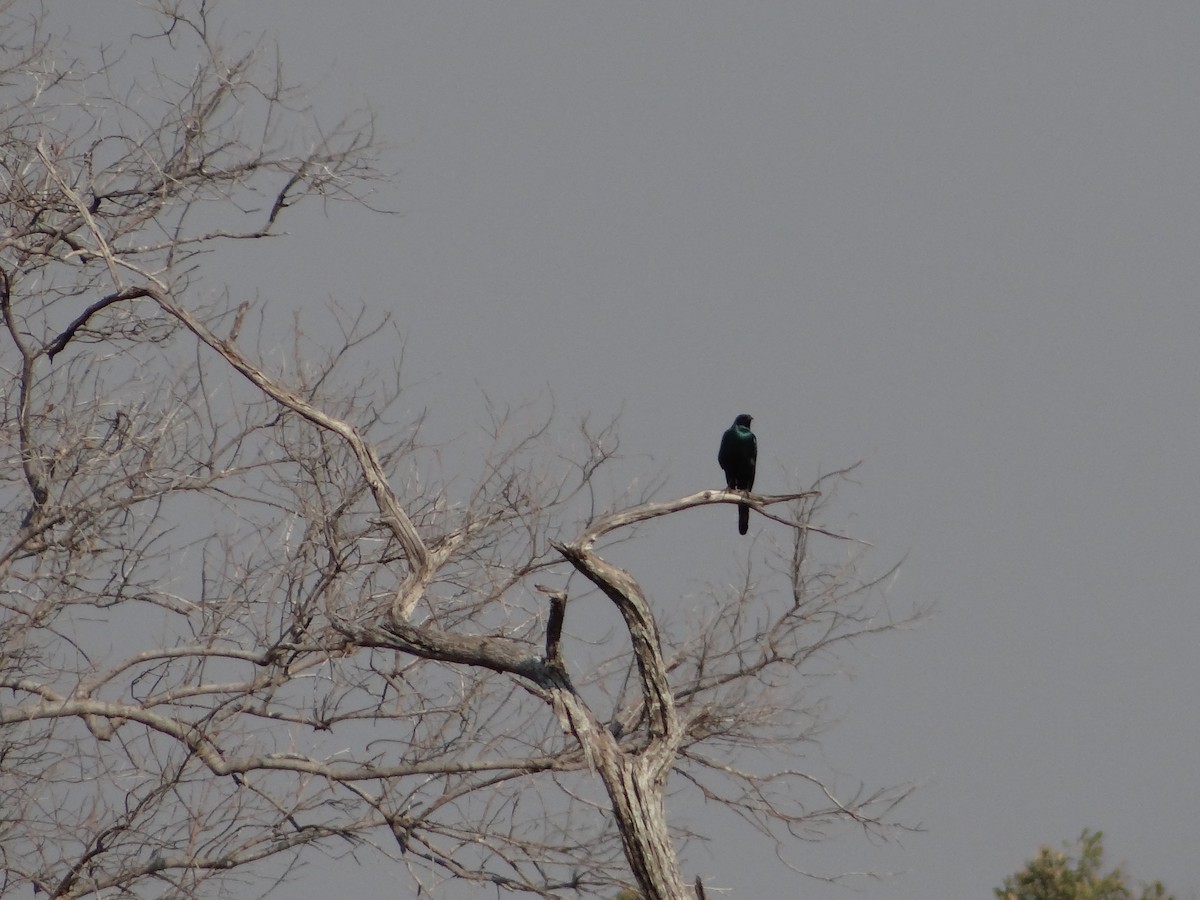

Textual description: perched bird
[718,414,757,534]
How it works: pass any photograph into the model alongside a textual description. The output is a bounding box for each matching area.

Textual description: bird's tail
[738,502,749,535]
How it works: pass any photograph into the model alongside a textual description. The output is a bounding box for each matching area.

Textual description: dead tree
[0,4,923,898]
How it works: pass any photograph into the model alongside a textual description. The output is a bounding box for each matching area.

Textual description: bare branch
[540,584,568,670]
[44,286,154,360]
[572,488,820,550]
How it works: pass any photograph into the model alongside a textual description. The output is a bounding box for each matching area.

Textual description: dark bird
[718,414,757,534]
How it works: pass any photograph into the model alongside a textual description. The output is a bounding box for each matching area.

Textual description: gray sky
[64,2,1200,896]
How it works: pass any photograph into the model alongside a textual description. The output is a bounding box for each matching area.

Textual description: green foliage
[996,830,1173,900]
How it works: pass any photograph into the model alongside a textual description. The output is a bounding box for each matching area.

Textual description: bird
[718,414,757,534]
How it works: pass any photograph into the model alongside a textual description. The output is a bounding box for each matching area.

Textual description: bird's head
[734,414,753,428]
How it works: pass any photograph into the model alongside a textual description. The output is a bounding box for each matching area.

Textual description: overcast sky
[62,3,1200,896]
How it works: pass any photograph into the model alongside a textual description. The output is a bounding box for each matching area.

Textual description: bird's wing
[718,429,736,472]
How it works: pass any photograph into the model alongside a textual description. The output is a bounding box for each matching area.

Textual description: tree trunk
[549,683,688,900]
[608,756,688,900]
